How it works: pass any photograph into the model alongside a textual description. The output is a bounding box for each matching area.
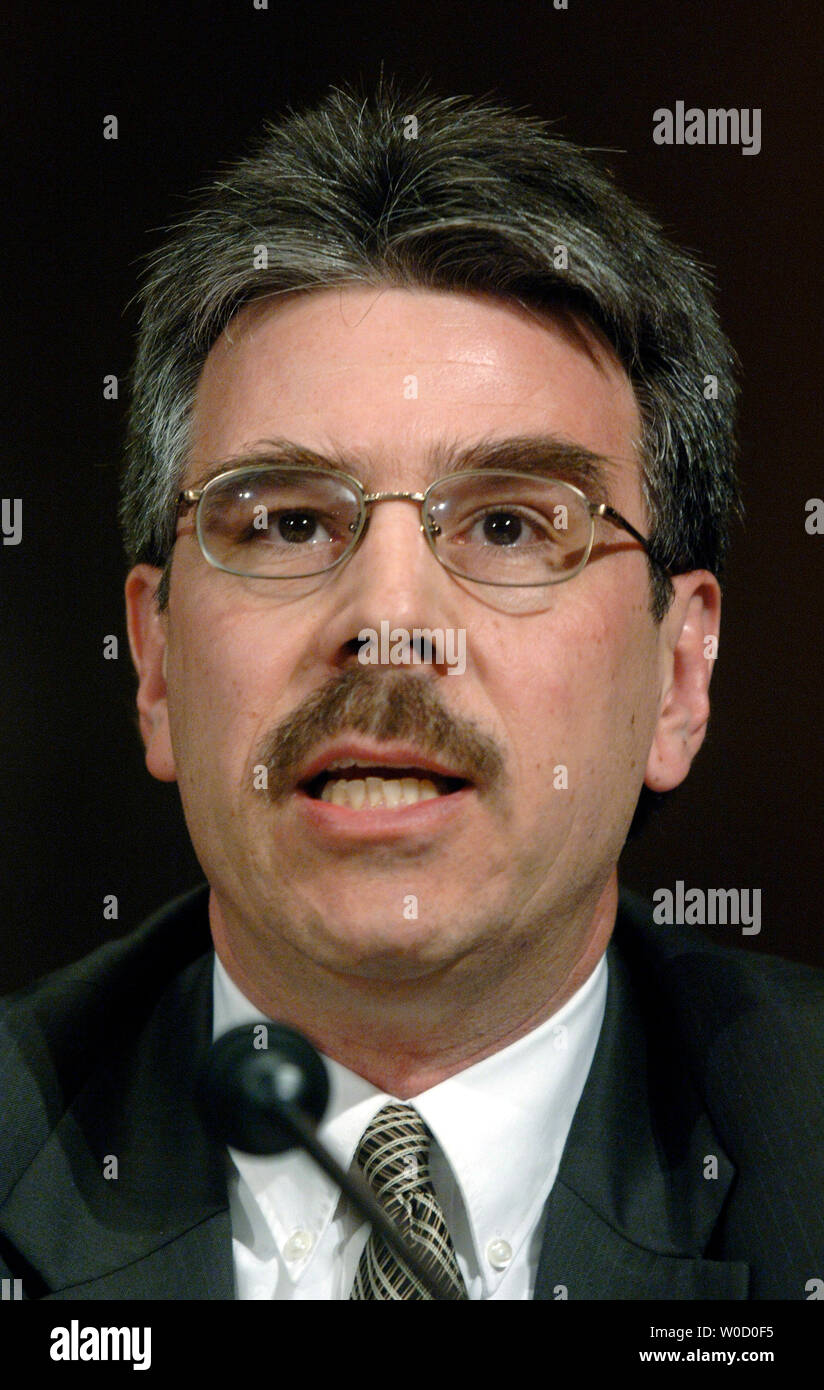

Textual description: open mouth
[301,760,470,810]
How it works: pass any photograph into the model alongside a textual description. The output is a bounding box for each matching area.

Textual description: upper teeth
[320,775,440,808]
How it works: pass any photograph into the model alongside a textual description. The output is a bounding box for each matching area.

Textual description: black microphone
[197,1022,463,1301]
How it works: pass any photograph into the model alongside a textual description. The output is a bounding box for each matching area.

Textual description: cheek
[496,594,657,805]
[166,599,293,803]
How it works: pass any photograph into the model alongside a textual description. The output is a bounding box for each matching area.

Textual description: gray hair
[120,79,742,623]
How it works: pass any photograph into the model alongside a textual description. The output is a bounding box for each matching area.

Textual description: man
[1,82,821,1301]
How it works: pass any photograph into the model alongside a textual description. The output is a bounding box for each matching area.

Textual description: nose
[349,495,442,616]
[319,495,464,671]
[352,491,432,593]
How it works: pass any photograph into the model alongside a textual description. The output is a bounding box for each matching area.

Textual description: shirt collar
[411,957,607,1289]
[212,950,607,1294]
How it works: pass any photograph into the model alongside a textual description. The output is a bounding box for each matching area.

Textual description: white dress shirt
[212,949,607,1300]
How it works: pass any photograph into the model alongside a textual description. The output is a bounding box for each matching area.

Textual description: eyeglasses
[176,463,670,589]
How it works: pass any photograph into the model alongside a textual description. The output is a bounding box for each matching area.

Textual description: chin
[311,919,465,979]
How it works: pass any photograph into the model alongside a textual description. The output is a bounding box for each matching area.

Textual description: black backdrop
[2,0,822,993]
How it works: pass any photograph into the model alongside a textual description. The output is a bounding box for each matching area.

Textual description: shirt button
[284,1229,314,1261]
[486,1238,513,1270]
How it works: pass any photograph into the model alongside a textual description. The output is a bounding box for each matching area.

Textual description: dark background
[2,0,822,992]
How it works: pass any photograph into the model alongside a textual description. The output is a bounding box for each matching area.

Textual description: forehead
[187,286,643,499]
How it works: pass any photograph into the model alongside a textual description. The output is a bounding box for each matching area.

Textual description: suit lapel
[37,1213,233,1301]
[535,902,749,1299]
[1,924,234,1299]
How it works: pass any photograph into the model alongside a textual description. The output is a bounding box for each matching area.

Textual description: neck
[209,873,617,1098]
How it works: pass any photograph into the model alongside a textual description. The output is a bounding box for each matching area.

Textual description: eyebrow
[432,436,618,505]
[185,434,621,506]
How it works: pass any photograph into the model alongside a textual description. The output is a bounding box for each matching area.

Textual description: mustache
[255,666,505,800]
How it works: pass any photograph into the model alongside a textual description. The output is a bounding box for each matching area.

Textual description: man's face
[127,286,704,986]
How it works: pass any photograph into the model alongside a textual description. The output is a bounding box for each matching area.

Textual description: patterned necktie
[349,1101,469,1300]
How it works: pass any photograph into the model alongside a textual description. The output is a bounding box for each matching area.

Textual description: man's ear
[644,570,722,793]
[124,565,177,783]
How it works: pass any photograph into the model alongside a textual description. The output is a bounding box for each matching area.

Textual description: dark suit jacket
[1,884,822,1300]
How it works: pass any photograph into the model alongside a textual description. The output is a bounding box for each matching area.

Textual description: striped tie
[349,1101,469,1300]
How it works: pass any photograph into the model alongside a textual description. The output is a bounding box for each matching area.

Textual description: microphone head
[197,1022,330,1154]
